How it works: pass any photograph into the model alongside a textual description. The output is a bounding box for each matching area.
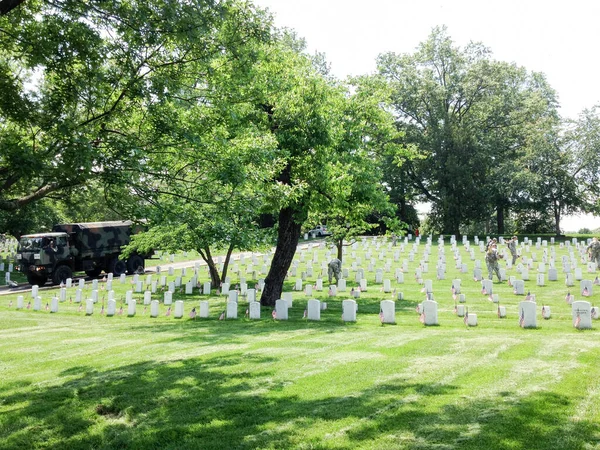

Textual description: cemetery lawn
[1,239,600,449]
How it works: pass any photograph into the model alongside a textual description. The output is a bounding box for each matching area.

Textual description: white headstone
[144,291,151,305]
[199,301,209,318]
[519,301,536,328]
[380,300,395,324]
[342,299,357,322]
[513,280,525,295]
[548,268,558,281]
[50,297,59,313]
[174,300,184,318]
[128,299,136,317]
[307,299,320,320]
[274,299,288,320]
[85,299,94,315]
[164,291,172,305]
[150,300,159,317]
[422,300,438,325]
[107,299,116,316]
[572,301,592,329]
[249,301,261,319]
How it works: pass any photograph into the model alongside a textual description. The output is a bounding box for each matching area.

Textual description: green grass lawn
[1,237,600,449]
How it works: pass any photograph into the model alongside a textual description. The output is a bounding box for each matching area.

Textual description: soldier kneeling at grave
[485,243,503,282]
[328,258,342,284]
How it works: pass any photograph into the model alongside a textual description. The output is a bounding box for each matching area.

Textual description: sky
[253,0,600,232]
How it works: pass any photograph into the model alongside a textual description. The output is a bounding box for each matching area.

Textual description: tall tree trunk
[336,238,343,262]
[554,202,561,236]
[220,243,235,283]
[497,201,505,235]
[199,246,221,289]
[260,206,303,307]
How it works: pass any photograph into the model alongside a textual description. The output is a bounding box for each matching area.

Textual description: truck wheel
[85,268,102,278]
[27,271,47,286]
[109,258,127,276]
[127,254,144,274]
[52,265,73,285]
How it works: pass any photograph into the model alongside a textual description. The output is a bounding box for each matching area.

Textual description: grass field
[1,236,600,449]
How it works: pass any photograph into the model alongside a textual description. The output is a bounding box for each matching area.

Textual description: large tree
[378,26,557,235]
[0,0,270,221]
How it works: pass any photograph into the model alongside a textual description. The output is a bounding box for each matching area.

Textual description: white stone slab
[107,299,116,316]
[519,301,536,328]
[307,299,320,320]
[342,299,357,322]
[422,300,438,325]
[249,301,260,319]
[85,299,94,315]
[128,299,136,317]
[174,300,184,318]
[572,301,592,329]
[274,299,288,320]
[164,291,172,305]
[199,300,209,318]
[380,300,395,324]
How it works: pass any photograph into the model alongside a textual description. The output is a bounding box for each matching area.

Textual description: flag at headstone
[575,311,581,329]
[118,306,123,315]
[189,307,196,319]
[519,308,525,328]
[451,284,455,294]
[219,310,225,320]
[165,307,171,316]
[303,309,307,319]
[100,305,104,315]
[272,309,277,320]
[379,309,384,324]
[497,304,501,318]
[453,302,457,315]
[525,291,532,301]
[565,292,573,304]
[583,286,590,297]
[8,300,12,307]
[27,301,31,309]
[419,311,425,324]
[463,308,469,325]
[45,302,49,311]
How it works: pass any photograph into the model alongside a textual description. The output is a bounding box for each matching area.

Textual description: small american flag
[497,305,501,318]
[8,301,12,307]
[525,291,532,301]
[189,307,196,319]
[272,309,277,320]
[379,309,384,324]
[245,308,249,318]
[119,306,123,315]
[100,305,104,315]
[303,309,307,319]
[219,311,225,321]
[451,284,455,294]
[463,308,469,325]
[419,312,425,324]
[27,301,31,309]
[45,302,49,311]
[565,292,573,304]
[165,307,171,316]
[574,312,581,329]
[583,286,590,297]
[519,309,525,328]
[592,307,598,319]
[77,303,82,312]
[481,287,487,295]
[453,303,458,315]
[143,306,147,315]
[594,276,600,285]
[452,293,457,301]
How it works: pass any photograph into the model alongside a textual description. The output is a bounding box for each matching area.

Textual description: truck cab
[15,232,72,285]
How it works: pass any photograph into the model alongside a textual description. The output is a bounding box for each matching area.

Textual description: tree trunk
[336,238,343,262]
[199,246,221,289]
[497,202,505,235]
[220,243,235,283]
[260,206,303,307]
[554,203,561,236]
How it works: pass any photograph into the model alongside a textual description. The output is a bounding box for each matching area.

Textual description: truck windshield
[18,237,43,251]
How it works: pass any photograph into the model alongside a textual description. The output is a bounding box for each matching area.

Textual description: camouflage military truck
[15,221,146,285]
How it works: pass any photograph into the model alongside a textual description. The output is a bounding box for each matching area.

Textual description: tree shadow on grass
[1,355,598,450]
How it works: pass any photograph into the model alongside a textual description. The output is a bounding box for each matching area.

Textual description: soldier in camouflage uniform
[507,236,518,265]
[587,237,600,268]
[328,258,342,284]
[486,243,503,282]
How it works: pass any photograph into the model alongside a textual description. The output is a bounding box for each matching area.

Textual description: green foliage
[378,26,559,235]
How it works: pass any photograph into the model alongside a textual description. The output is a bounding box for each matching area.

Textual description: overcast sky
[253,0,600,231]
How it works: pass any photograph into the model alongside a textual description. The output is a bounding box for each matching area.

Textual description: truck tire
[85,268,102,278]
[27,271,47,286]
[109,258,127,276]
[52,265,73,285]
[127,254,144,274]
